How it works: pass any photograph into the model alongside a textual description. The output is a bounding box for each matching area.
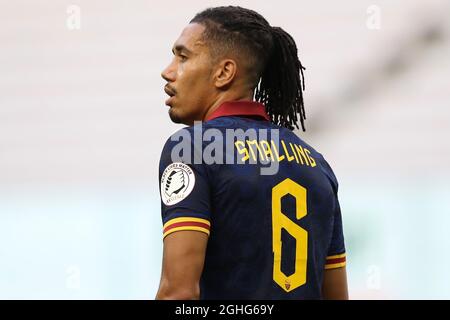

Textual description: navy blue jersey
[159,101,346,299]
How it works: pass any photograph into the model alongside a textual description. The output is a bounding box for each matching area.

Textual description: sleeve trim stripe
[326,256,346,265]
[164,221,210,234]
[163,217,210,230]
[163,226,210,238]
[325,261,346,270]
[326,253,346,259]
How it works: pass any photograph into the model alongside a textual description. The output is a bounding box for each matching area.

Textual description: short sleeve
[159,128,211,239]
[325,198,346,269]
[320,157,346,270]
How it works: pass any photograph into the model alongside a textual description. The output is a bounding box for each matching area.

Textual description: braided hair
[191,6,306,131]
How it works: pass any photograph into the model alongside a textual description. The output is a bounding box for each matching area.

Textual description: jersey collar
[204,100,270,122]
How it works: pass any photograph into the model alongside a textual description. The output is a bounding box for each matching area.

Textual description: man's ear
[214,59,237,89]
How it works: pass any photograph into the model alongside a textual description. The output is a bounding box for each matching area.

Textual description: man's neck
[202,92,253,122]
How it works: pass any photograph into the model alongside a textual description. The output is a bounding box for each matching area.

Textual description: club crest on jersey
[285,279,291,290]
[160,162,195,206]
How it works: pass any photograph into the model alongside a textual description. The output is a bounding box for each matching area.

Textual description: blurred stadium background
[1,0,449,299]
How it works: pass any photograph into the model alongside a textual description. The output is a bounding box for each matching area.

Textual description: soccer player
[156,6,348,299]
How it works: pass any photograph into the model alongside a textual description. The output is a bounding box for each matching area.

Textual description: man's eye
[179,55,188,61]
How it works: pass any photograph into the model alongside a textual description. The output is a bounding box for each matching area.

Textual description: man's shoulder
[276,129,339,191]
[163,120,229,141]
[162,118,256,150]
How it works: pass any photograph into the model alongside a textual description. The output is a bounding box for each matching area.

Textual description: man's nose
[161,63,175,82]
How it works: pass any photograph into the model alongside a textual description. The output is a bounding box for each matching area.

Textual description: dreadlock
[191,6,306,131]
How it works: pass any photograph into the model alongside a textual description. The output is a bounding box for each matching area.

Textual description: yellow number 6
[272,178,308,292]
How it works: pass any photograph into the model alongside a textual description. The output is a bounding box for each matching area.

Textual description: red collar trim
[204,101,270,122]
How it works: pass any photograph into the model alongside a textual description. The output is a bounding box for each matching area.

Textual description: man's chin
[168,108,184,124]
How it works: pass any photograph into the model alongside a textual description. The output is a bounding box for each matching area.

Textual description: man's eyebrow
[172,44,193,55]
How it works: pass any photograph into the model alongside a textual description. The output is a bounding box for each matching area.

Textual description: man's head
[161,23,217,125]
[161,6,307,130]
